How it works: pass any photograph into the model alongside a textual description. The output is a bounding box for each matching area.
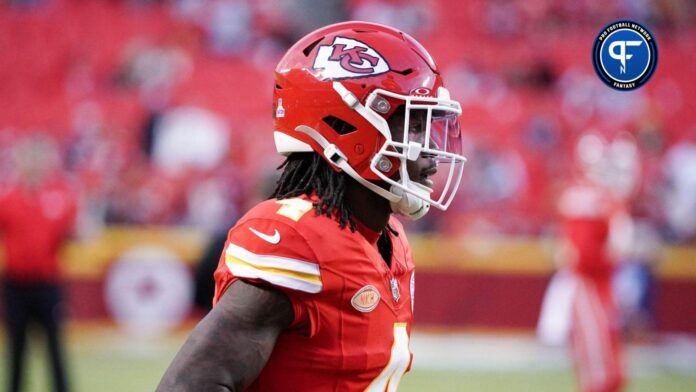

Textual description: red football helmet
[273,21,466,218]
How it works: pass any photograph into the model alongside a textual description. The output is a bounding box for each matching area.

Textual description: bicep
[157,280,294,391]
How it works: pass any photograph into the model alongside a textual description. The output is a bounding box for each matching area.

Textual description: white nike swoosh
[248,227,281,244]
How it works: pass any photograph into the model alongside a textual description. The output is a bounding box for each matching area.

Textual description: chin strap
[295,126,399,202]
[389,182,431,220]
[294,125,431,220]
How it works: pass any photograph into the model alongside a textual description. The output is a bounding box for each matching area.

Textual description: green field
[1,327,695,391]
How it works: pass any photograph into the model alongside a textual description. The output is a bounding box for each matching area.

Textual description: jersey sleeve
[212,217,322,330]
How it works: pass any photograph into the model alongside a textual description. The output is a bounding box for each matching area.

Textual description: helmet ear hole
[392,68,413,76]
[322,116,357,135]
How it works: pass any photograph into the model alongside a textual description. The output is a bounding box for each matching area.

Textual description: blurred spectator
[522,114,561,155]
[172,0,254,55]
[151,106,230,176]
[460,141,529,208]
[349,0,434,35]
[185,172,241,234]
[0,130,18,186]
[556,68,648,129]
[0,0,694,243]
[483,0,522,37]
[205,0,255,56]
[105,163,182,225]
[613,201,662,339]
[114,39,192,108]
[661,133,696,242]
[66,102,140,236]
[267,0,347,41]
[6,0,46,9]
[0,134,76,392]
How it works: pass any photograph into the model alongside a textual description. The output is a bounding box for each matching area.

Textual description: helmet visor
[399,104,466,209]
[427,110,462,157]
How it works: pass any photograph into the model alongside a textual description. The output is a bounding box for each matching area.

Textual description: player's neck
[345,180,391,233]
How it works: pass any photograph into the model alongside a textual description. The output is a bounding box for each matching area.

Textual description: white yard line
[409,331,696,377]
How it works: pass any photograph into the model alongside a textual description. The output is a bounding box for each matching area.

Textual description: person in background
[0,133,77,392]
[558,178,625,392]
[613,199,662,340]
[192,228,230,313]
[557,132,633,392]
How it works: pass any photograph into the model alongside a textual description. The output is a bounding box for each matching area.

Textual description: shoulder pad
[224,203,323,294]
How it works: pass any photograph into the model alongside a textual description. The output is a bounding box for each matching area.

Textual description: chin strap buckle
[323,144,348,165]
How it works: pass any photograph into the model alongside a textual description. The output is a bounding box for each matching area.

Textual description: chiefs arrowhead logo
[351,285,381,313]
[313,37,390,80]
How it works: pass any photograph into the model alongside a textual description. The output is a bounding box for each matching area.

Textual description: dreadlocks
[270,153,399,265]
[270,152,356,231]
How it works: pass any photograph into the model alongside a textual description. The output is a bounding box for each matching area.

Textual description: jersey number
[276,198,313,221]
[366,323,411,392]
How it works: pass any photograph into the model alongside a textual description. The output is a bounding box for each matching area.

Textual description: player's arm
[156,280,293,392]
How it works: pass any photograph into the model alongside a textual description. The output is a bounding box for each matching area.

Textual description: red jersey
[0,181,77,282]
[558,182,615,280]
[213,197,415,391]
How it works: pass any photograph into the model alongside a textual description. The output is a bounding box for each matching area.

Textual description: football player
[158,21,466,391]
[554,133,629,392]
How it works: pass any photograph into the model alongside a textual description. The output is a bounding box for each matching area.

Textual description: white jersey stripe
[577,280,606,388]
[227,262,322,294]
[225,242,320,276]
